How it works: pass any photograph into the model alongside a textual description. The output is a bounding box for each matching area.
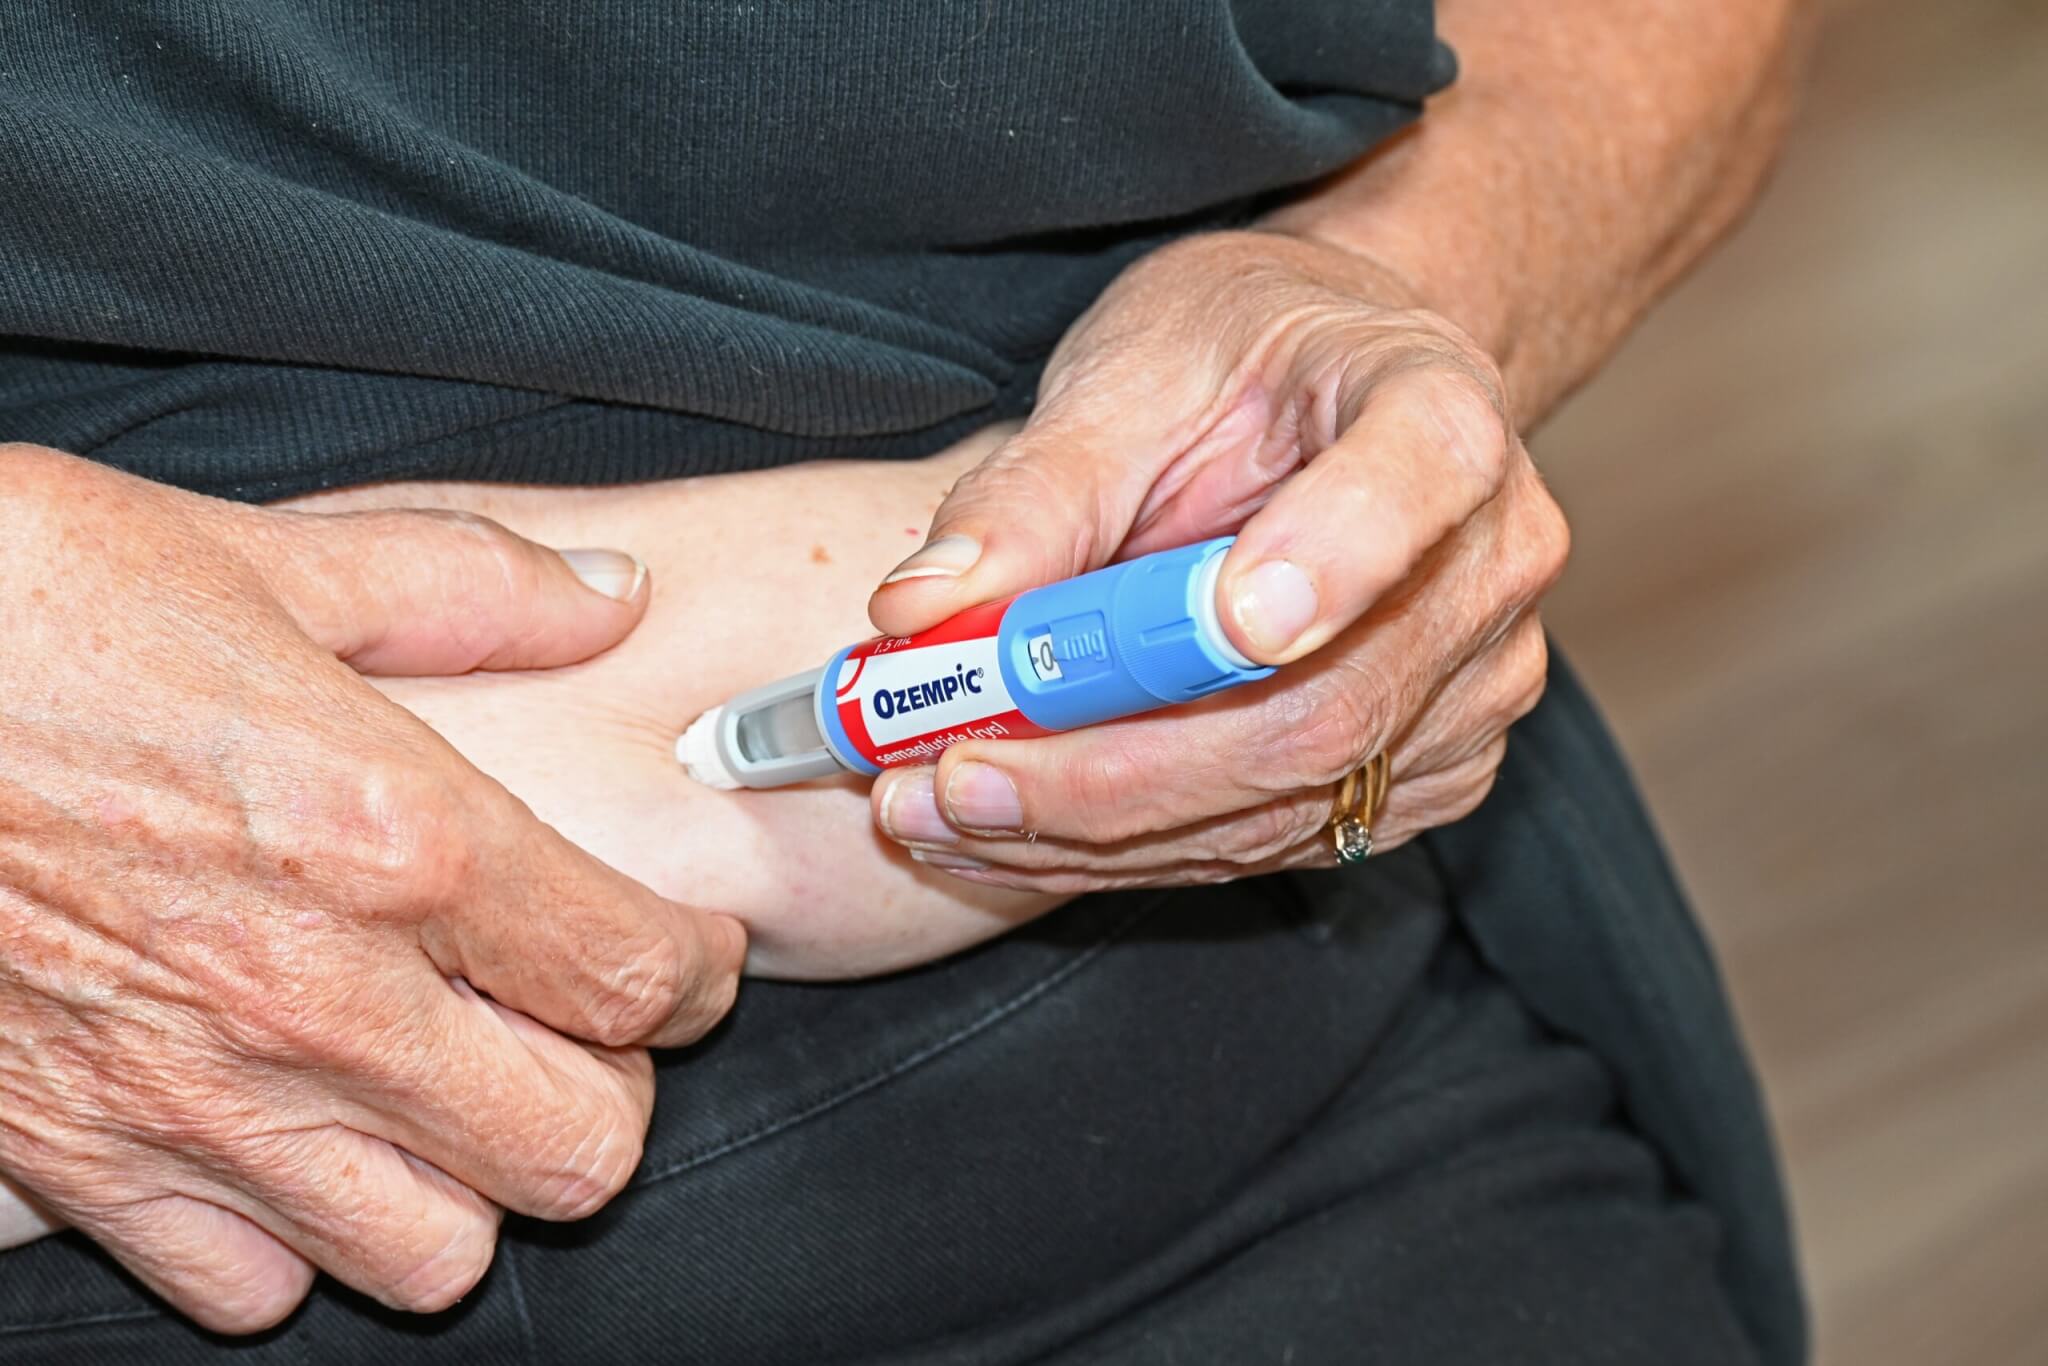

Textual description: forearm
[1263,0,1816,423]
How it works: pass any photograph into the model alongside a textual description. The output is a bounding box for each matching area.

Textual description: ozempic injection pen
[678,537,1275,789]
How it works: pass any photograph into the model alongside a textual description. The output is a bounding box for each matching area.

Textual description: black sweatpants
[0,835,1756,1364]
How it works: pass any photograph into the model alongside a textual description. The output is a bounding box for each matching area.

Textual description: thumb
[869,400,1184,638]
[256,507,650,675]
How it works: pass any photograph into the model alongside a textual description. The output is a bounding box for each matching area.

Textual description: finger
[416,797,748,1049]
[866,365,1227,637]
[292,713,745,1051]
[872,699,1258,850]
[329,975,657,1224]
[210,1125,504,1316]
[1215,362,1512,665]
[1384,620,1550,780]
[254,506,651,674]
[873,628,1443,848]
[870,622,1486,854]
[872,455,1546,854]
[908,625,1542,878]
[913,821,1341,895]
[80,1194,316,1335]
[1372,737,1511,849]
[919,737,1513,895]
[899,789,1335,877]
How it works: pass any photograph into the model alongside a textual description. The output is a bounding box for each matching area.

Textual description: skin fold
[281,430,1061,983]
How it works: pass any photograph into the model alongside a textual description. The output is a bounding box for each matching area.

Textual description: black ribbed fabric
[0,848,1767,1365]
[0,1,1448,498]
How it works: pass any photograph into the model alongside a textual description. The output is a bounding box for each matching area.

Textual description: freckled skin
[286,428,1059,981]
[0,444,743,1313]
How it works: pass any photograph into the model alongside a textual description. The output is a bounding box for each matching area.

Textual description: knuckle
[451,512,543,598]
[581,932,686,1047]
[1224,798,1326,867]
[389,509,547,664]
[1396,308,1500,385]
[411,508,528,570]
[963,448,1106,569]
[94,1197,317,1335]
[1058,745,1165,843]
[688,958,743,1037]
[385,1206,498,1313]
[423,508,508,542]
[659,925,745,1046]
[1417,365,1512,495]
[530,1103,645,1221]
[330,758,477,912]
[200,1249,317,1334]
[1281,671,1389,786]
[1509,479,1572,597]
[610,1048,660,1124]
[1373,324,1511,492]
[1425,741,1509,829]
[205,1281,311,1335]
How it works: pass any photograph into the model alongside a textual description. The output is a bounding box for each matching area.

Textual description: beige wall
[1534,1,2048,1361]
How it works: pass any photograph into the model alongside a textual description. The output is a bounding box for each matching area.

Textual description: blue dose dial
[997,537,1275,734]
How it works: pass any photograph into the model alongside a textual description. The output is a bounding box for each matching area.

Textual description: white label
[846,637,1018,745]
[1026,632,1063,681]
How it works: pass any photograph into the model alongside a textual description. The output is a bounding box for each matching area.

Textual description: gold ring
[1329,753,1392,864]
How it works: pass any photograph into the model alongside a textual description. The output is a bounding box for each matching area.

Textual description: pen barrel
[815,537,1273,776]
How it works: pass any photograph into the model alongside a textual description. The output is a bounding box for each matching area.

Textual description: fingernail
[944,762,1023,833]
[880,769,958,845]
[882,534,981,585]
[559,548,647,602]
[909,849,991,871]
[1231,559,1319,658]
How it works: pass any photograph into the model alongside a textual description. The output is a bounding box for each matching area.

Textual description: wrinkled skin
[863,232,1569,891]
[0,446,745,1328]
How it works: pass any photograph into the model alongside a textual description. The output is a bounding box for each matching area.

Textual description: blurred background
[1533,0,2047,1361]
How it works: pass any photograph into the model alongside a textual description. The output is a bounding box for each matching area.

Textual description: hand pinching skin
[0,447,745,1331]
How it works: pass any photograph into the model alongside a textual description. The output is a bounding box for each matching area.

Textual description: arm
[1265,0,1815,420]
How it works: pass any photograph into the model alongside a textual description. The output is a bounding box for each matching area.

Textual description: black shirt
[0,0,1448,498]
